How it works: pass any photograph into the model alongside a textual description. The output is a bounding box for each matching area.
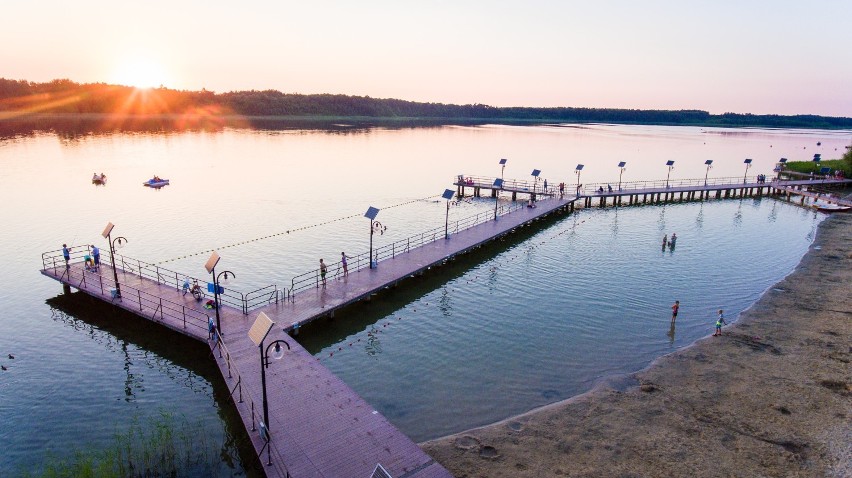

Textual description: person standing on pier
[341,252,349,277]
[62,244,70,267]
[320,258,328,287]
[559,182,565,197]
[90,244,100,268]
[671,300,680,324]
[543,179,548,193]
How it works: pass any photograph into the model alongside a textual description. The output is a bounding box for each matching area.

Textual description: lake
[0,120,847,473]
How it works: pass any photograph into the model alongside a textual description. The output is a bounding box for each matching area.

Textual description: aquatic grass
[20,410,226,478]
[785,158,849,176]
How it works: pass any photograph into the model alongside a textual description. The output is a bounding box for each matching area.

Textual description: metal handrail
[41,255,211,333]
[579,176,773,195]
[287,199,527,298]
[41,247,274,316]
[454,175,554,195]
[213,334,292,476]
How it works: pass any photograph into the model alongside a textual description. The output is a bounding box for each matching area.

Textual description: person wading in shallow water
[319,258,327,287]
[671,300,680,324]
[714,309,727,336]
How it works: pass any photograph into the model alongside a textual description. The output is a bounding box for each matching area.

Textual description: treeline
[2,78,851,129]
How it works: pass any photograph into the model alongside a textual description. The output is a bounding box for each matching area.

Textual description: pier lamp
[205,251,234,335]
[249,312,290,455]
[704,160,714,186]
[531,169,541,194]
[499,158,507,180]
[365,206,383,269]
[743,158,752,184]
[617,162,627,191]
[442,189,455,239]
[665,161,675,188]
[493,178,503,220]
[777,158,788,179]
[575,164,584,196]
[101,222,127,299]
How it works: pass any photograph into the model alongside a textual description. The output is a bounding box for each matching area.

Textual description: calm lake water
[0,121,848,473]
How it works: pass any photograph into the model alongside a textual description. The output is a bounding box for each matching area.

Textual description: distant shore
[422,214,851,477]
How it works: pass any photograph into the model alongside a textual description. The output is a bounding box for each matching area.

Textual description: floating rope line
[155,194,441,265]
[318,209,594,362]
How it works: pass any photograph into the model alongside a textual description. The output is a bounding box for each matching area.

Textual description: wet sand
[422,214,851,477]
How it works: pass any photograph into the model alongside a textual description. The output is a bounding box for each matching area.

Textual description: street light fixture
[442,189,455,239]
[617,162,627,191]
[743,158,752,184]
[575,164,584,196]
[704,160,714,186]
[499,158,507,180]
[248,312,290,465]
[492,178,503,220]
[101,222,127,299]
[364,207,383,269]
[665,161,675,188]
[531,169,541,195]
[776,157,788,179]
[205,251,234,335]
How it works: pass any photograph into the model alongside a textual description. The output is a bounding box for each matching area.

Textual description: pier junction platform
[40,173,851,477]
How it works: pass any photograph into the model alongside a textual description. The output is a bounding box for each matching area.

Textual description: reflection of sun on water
[110,58,169,89]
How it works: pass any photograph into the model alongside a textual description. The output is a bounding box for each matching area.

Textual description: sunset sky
[3,0,850,116]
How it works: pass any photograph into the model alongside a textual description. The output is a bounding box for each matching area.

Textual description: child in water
[713,309,727,336]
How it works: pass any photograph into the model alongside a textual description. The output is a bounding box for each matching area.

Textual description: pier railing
[454,175,555,195]
[40,248,280,315]
[41,251,211,334]
[288,200,528,297]
[211,334,291,474]
[580,175,769,194]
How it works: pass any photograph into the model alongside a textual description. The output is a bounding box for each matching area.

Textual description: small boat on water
[91,173,107,185]
[143,177,169,188]
[812,200,851,213]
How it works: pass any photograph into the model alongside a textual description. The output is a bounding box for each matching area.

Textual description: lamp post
[743,158,752,184]
[101,222,127,299]
[364,207,382,269]
[492,178,503,220]
[531,169,541,195]
[617,162,626,191]
[575,164,584,196]
[248,312,289,457]
[442,189,455,239]
[777,157,787,179]
[665,160,675,188]
[499,158,507,180]
[205,251,234,335]
[704,160,714,186]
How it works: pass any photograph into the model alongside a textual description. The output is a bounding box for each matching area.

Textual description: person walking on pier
[341,252,349,277]
[713,309,727,336]
[559,182,565,197]
[671,300,680,324]
[320,258,328,287]
[62,244,70,268]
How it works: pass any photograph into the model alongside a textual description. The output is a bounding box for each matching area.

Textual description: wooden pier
[38,174,850,477]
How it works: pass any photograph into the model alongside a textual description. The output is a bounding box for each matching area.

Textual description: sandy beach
[422,214,851,477]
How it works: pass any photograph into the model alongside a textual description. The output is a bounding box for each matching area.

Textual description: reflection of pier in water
[39,174,851,477]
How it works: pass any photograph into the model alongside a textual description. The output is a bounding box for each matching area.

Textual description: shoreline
[422,214,851,477]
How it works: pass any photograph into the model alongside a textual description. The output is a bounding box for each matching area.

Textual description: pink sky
[3,0,851,116]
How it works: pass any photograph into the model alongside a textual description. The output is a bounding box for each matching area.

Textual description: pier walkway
[40,192,578,478]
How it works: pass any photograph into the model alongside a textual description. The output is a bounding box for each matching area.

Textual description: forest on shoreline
[2,78,852,130]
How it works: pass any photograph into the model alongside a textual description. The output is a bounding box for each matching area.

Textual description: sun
[111,57,169,89]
